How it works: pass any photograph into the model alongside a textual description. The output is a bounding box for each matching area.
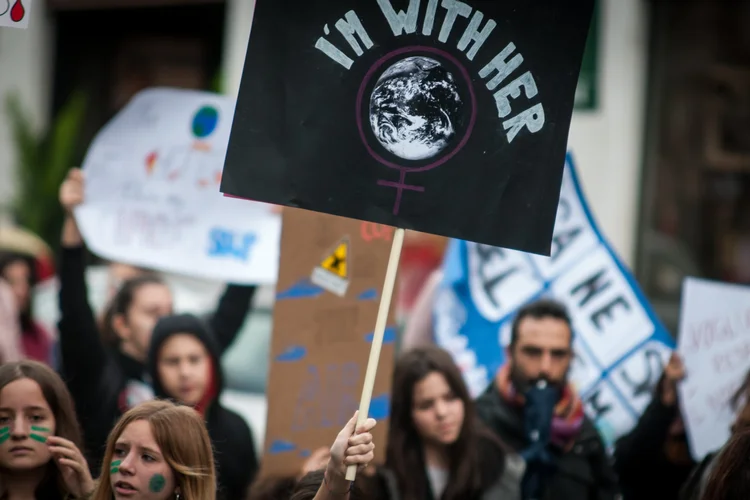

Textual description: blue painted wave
[275,345,307,362]
[364,327,396,345]
[369,393,391,419]
[268,440,297,455]
[277,279,324,300]
[358,288,378,300]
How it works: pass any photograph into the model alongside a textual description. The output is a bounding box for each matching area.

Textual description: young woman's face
[116,284,173,360]
[110,420,178,500]
[0,378,56,470]
[2,259,31,312]
[157,334,211,406]
[411,371,465,446]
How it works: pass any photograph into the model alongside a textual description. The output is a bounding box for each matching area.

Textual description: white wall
[0,1,54,215]
[221,0,254,97]
[567,0,649,267]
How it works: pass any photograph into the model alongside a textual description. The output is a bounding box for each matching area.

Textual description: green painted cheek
[29,434,47,443]
[0,427,9,445]
[28,426,50,444]
[149,473,166,493]
[110,460,122,475]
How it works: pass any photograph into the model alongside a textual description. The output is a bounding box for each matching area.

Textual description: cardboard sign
[434,153,675,449]
[0,0,30,28]
[76,88,281,285]
[677,277,750,460]
[221,0,595,256]
[262,208,395,477]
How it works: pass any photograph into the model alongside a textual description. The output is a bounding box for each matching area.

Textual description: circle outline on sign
[355,45,478,173]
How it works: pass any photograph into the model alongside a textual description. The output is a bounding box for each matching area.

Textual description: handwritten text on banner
[76,88,281,284]
[677,277,750,460]
[434,153,675,448]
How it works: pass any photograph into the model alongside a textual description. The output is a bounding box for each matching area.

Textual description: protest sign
[433,152,675,448]
[261,208,395,477]
[221,0,594,256]
[0,0,30,29]
[76,88,281,285]
[677,277,750,460]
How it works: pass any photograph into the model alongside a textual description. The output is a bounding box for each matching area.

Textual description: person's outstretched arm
[312,411,376,500]
[57,168,108,391]
[614,354,685,478]
[208,284,256,354]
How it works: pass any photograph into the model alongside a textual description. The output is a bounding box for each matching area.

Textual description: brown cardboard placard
[261,208,396,477]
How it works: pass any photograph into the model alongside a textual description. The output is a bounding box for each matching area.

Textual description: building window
[637,1,750,333]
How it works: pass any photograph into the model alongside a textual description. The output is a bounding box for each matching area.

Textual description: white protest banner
[0,0,30,29]
[76,88,281,285]
[677,277,750,460]
[434,152,675,448]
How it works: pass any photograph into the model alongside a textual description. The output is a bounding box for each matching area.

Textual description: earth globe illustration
[192,106,219,138]
[369,55,464,162]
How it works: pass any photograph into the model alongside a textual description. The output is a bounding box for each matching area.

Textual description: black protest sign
[221,0,594,255]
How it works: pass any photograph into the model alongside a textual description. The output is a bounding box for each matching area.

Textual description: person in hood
[148,314,258,500]
[57,168,255,473]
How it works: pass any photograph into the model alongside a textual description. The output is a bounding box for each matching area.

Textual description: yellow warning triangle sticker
[319,239,348,279]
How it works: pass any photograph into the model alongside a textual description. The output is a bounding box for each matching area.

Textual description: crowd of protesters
[0,169,746,499]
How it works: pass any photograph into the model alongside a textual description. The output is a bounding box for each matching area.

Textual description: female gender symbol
[356,46,477,215]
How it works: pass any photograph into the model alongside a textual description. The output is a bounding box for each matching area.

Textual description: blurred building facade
[2,0,744,334]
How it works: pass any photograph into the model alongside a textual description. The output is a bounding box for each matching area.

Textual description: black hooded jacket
[57,246,254,474]
[148,314,259,500]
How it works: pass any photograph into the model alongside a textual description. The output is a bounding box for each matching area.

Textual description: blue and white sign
[433,152,675,447]
[77,88,281,284]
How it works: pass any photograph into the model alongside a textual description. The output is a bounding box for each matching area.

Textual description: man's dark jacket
[475,381,619,500]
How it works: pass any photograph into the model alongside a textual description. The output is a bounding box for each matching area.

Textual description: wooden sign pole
[345,227,405,481]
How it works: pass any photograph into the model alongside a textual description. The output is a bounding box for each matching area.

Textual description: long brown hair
[703,428,750,499]
[91,400,216,500]
[0,360,83,498]
[386,346,505,500]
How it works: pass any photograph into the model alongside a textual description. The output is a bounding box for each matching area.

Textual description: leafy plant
[210,70,225,94]
[4,91,87,251]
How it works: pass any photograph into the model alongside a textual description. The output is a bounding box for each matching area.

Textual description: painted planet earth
[369,56,463,161]
[192,106,219,138]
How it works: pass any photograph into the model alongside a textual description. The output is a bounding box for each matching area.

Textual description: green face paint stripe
[30,434,47,443]
[30,426,51,433]
[0,427,9,435]
[111,460,122,466]
[110,468,119,475]
[0,433,8,444]
[149,473,166,493]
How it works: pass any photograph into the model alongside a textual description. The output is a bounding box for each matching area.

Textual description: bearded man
[475,299,619,500]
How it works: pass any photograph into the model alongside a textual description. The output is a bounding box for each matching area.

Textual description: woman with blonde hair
[90,400,215,500]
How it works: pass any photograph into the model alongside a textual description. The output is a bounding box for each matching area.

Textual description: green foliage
[4,91,87,251]
[210,71,225,94]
